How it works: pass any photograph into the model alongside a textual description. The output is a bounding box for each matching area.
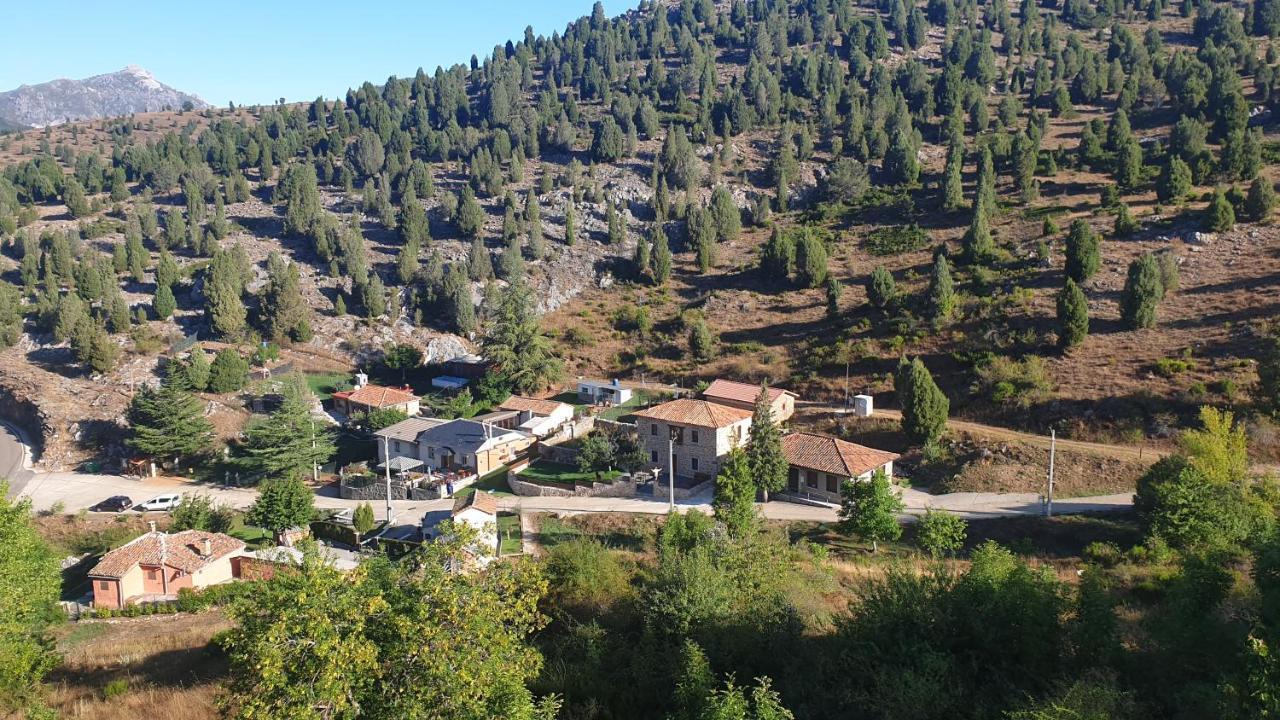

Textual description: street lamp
[667,426,679,513]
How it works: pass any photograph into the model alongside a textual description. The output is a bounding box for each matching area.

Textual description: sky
[0,0,636,106]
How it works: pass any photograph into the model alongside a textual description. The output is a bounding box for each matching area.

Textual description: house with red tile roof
[633,399,753,482]
[332,381,420,419]
[88,530,246,609]
[781,432,899,503]
[701,379,797,421]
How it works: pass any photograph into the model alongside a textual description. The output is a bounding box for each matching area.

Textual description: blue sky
[1,0,635,106]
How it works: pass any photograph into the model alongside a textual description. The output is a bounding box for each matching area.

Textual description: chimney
[201,538,212,557]
[611,378,621,387]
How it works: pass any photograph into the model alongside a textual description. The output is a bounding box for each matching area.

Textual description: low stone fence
[508,475,640,498]
[538,442,581,466]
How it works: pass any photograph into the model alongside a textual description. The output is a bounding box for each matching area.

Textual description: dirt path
[802,403,1169,465]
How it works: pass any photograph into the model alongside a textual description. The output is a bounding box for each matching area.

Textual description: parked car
[90,496,133,512]
[135,493,183,512]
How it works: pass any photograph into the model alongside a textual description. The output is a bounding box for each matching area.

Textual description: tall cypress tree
[745,385,788,502]
[1056,278,1089,349]
[899,358,949,446]
[962,204,994,262]
[928,253,955,319]
[942,142,965,211]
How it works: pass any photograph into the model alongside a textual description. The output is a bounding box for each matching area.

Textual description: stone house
[332,381,421,419]
[88,530,245,609]
[376,417,534,476]
[632,399,753,482]
[702,379,797,422]
[781,432,899,503]
[497,395,575,437]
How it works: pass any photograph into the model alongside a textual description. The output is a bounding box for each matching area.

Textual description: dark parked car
[91,496,133,512]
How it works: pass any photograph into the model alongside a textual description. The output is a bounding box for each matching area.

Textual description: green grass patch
[57,622,111,650]
[306,372,353,400]
[864,224,929,256]
[518,460,621,486]
[452,465,515,498]
[497,513,522,556]
[596,389,665,422]
[228,516,273,547]
[536,515,584,548]
[1020,204,1072,220]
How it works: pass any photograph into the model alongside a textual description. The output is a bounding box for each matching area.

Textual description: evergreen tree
[1204,186,1236,232]
[1056,278,1089,349]
[825,275,843,318]
[898,357,948,445]
[263,253,312,342]
[246,476,315,537]
[745,385,788,502]
[63,178,90,218]
[758,228,795,282]
[153,283,176,320]
[526,193,546,260]
[868,265,896,308]
[883,129,920,185]
[962,205,994,262]
[127,374,215,463]
[1246,177,1277,221]
[184,349,211,391]
[564,203,577,246]
[712,448,757,538]
[795,232,829,288]
[710,185,741,241]
[236,377,336,481]
[838,469,904,552]
[1120,252,1162,329]
[208,348,249,393]
[928,253,955,319]
[468,236,494,282]
[942,142,965,211]
[975,147,996,214]
[1113,204,1138,237]
[652,225,673,285]
[480,281,563,394]
[457,187,485,238]
[1065,219,1100,283]
[688,314,716,361]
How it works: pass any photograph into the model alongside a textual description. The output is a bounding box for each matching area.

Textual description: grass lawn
[519,460,621,485]
[534,515,584,548]
[227,516,273,548]
[306,372,353,400]
[595,391,652,422]
[497,512,522,556]
[452,465,515,498]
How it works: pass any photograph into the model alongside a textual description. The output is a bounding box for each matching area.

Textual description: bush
[975,356,1053,408]
[916,509,967,557]
[208,348,249,393]
[545,538,634,613]
[1082,541,1124,567]
[865,225,929,256]
[103,679,130,700]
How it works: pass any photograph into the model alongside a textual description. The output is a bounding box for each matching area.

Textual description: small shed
[852,395,874,417]
[578,379,633,406]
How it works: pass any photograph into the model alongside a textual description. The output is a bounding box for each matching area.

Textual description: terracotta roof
[499,395,569,416]
[453,491,498,516]
[333,384,418,409]
[632,398,753,428]
[781,432,898,478]
[89,531,245,579]
[703,379,796,405]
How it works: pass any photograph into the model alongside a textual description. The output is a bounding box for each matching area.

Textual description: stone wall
[508,475,639,498]
[338,477,409,501]
[538,442,581,466]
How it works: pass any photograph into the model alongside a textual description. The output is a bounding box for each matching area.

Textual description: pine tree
[1120,252,1162,329]
[1246,177,1277,221]
[468,236,494,282]
[758,228,795,282]
[962,204,994,262]
[745,385,788,501]
[710,185,741,241]
[1056,278,1089,349]
[480,281,563,394]
[795,232,829,288]
[208,348,249,393]
[1065,219,1100,283]
[1204,186,1236,232]
[975,147,996,214]
[185,349,211,391]
[263,253,312,342]
[927,253,955,319]
[153,284,176,320]
[127,374,215,463]
[898,358,948,445]
[825,275,843,318]
[236,377,336,481]
[942,142,965,211]
[652,225,673,285]
[564,203,577,246]
[868,265,896,308]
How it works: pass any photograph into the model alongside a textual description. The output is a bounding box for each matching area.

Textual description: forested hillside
[3,0,1280,719]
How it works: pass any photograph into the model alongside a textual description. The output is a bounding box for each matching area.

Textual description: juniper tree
[184,349,211,391]
[1246,177,1277,220]
[928,253,955,319]
[942,142,965,211]
[1065,219,1100,283]
[1204,187,1236,232]
[209,348,249,393]
[710,185,741,241]
[1056,278,1089,349]
[868,265,896,308]
[826,275,843,318]
[897,357,949,445]
[153,284,176,320]
[652,225,673,285]
[795,232,829,288]
[564,203,577,246]
[962,204,994,262]
[1121,252,1162,329]
[758,228,795,283]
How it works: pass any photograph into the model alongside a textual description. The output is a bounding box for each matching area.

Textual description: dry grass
[45,612,231,720]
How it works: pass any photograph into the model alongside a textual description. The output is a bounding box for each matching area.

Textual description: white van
[135,493,183,512]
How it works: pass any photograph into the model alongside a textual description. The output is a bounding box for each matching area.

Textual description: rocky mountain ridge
[0,65,208,129]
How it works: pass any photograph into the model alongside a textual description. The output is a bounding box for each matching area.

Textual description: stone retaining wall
[508,475,639,498]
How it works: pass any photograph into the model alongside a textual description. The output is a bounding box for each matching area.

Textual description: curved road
[0,421,36,497]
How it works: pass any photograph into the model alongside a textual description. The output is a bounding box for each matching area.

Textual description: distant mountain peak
[0,67,207,130]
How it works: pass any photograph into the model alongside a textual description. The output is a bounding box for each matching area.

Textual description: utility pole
[844,357,851,407]
[1045,428,1056,517]
[310,418,319,482]
[153,522,169,597]
[382,434,394,527]
[668,426,678,513]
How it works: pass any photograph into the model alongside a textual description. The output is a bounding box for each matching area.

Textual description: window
[650,450,658,463]
[691,458,699,471]
[146,569,157,581]
[394,441,402,453]
[651,423,658,435]
[98,581,110,591]
[826,474,839,493]
[806,471,817,489]
[691,430,700,444]
[428,448,435,459]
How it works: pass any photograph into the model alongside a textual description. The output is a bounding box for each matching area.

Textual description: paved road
[0,421,36,496]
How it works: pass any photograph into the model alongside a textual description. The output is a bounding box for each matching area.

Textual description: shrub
[545,538,634,612]
[916,508,968,558]
[103,679,130,700]
[1082,541,1124,567]
[865,225,929,256]
[975,356,1053,408]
